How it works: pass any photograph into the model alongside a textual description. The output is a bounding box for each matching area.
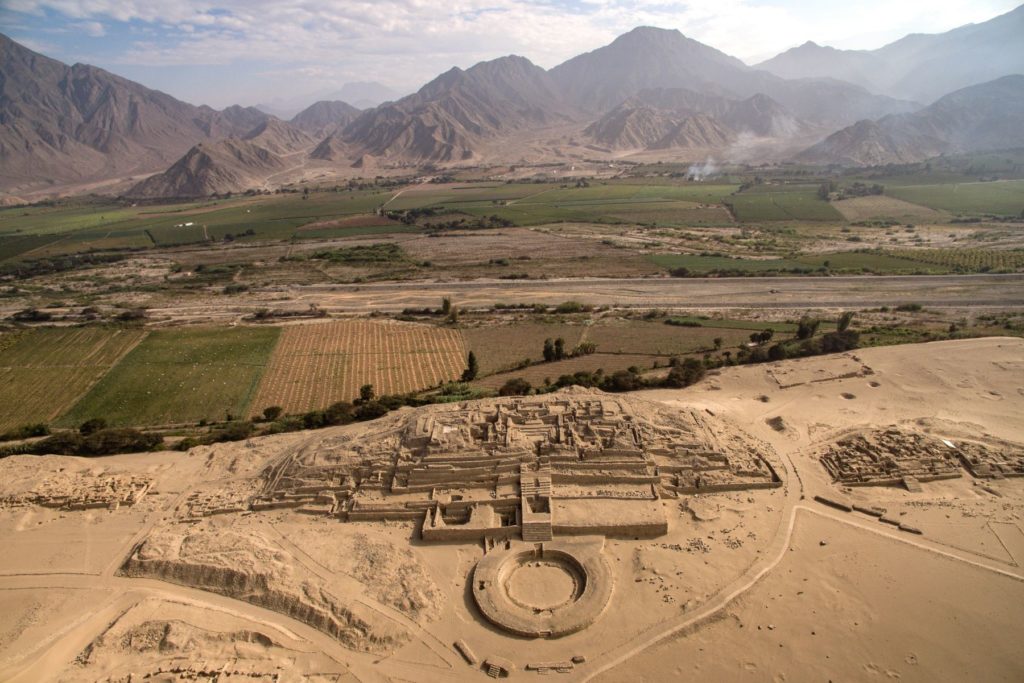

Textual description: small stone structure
[819,428,962,487]
[819,427,1024,489]
[954,440,1024,479]
[0,472,152,511]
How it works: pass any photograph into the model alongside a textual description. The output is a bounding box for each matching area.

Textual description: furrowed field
[471,353,664,392]
[583,320,759,355]
[0,327,146,431]
[889,248,1024,272]
[250,320,466,415]
[726,187,845,222]
[462,322,586,375]
[60,327,280,427]
[885,180,1024,216]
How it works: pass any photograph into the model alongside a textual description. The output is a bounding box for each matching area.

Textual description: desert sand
[0,337,1022,682]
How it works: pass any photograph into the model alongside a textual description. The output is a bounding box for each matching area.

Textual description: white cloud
[74,20,106,36]
[3,0,1019,106]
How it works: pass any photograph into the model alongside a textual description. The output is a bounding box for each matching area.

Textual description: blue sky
[1,1,1019,110]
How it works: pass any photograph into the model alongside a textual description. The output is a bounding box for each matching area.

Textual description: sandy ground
[0,337,1021,682]
[6,273,1016,326]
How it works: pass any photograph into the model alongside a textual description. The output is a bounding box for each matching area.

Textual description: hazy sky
[1,0,1020,110]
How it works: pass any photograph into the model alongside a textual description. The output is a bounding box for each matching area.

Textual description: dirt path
[290,273,1024,312]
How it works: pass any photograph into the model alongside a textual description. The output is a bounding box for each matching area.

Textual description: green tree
[262,406,283,421]
[713,337,723,351]
[462,351,479,381]
[797,317,820,340]
[664,358,706,388]
[573,341,597,356]
[554,337,566,360]
[359,384,375,403]
[543,338,556,362]
[837,311,855,333]
[441,297,452,315]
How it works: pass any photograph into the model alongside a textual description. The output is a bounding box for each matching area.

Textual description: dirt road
[252,273,1024,316]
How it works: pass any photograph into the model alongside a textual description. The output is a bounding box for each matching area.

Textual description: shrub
[32,428,162,456]
[0,423,50,442]
[78,418,108,435]
[555,301,591,314]
[353,401,389,420]
[11,308,52,322]
[498,378,532,396]
[796,317,820,340]
[323,401,354,425]
[602,369,645,392]
[262,406,283,421]
[573,341,597,356]
[664,358,705,388]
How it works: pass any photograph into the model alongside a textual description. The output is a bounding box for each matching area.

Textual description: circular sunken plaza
[472,539,613,638]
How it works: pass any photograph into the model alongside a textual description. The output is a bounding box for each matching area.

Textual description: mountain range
[797,75,1024,166]
[757,4,1024,104]
[0,33,278,195]
[2,5,1023,199]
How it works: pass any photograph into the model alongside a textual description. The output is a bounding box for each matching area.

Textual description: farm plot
[886,180,1024,216]
[831,195,946,223]
[61,327,280,428]
[582,320,755,356]
[727,190,844,222]
[461,322,586,375]
[251,320,465,414]
[888,248,1024,273]
[649,254,802,273]
[0,328,146,432]
[471,354,663,391]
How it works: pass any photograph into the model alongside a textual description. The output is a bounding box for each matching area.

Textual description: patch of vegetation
[0,428,162,457]
[60,326,280,427]
[298,243,407,264]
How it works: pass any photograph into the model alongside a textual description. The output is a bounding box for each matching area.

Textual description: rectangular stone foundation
[551,498,667,538]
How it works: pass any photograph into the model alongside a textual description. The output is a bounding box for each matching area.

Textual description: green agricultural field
[61,326,280,427]
[583,320,756,356]
[664,316,804,333]
[888,248,1024,272]
[387,181,738,227]
[792,251,935,272]
[885,180,1024,216]
[294,222,422,241]
[650,254,803,272]
[726,189,845,222]
[385,182,559,210]
[650,250,934,274]
[0,327,147,432]
[0,189,411,261]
